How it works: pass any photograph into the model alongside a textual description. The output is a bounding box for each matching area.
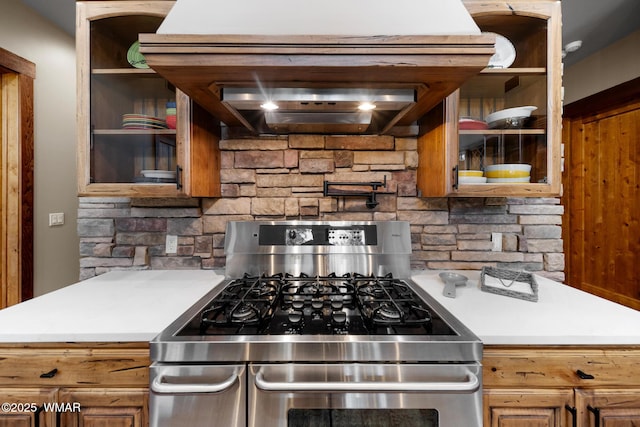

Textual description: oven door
[249,363,482,427]
[150,364,246,427]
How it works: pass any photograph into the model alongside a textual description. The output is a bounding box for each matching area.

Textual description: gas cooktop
[177,272,455,336]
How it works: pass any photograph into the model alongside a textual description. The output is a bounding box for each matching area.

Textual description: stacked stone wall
[78,135,564,282]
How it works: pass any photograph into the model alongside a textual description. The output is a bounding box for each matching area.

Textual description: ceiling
[18,0,640,66]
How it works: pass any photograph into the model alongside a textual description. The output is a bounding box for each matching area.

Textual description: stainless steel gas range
[150,221,482,427]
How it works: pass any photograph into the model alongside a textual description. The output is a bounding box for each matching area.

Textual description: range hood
[139,0,494,135]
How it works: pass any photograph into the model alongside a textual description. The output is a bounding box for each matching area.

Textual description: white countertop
[0,270,224,342]
[411,270,640,345]
[0,269,638,346]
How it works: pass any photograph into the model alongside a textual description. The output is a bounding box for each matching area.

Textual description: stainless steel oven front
[150,364,246,427]
[150,362,482,427]
[249,363,481,427]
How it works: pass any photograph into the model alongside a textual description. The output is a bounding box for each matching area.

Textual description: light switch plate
[166,235,178,254]
[491,232,502,252]
[48,212,65,226]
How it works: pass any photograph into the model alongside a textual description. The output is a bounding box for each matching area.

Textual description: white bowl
[487,177,531,183]
[459,176,487,184]
[141,170,176,179]
[486,106,537,129]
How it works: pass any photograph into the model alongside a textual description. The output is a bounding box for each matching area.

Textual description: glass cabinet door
[82,11,182,194]
[416,1,561,198]
[457,14,552,190]
[77,2,224,198]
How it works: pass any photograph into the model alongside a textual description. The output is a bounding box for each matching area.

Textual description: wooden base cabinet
[58,388,148,427]
[0,344,149,427]
[484,347,640,427]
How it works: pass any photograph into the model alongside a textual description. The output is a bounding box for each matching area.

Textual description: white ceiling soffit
[157,0,481,36]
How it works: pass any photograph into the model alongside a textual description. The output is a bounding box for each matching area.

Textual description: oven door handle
[254,371,480,393]
[151,371,239,394]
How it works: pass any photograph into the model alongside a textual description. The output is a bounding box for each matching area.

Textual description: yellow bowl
[485,170,530,178]
[484,164,531,179]
[458,170,483,177]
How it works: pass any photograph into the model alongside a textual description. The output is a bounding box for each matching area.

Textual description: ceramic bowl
[458,170,483,177]
[459,176,487,184]
[485,164,531,179]
[486,106,537,129]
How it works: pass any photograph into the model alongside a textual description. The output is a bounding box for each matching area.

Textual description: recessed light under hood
[139,0,495,136]
[221,88,416,134]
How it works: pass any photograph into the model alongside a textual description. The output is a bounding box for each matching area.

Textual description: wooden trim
[1,49,35,307]
[483,346,640,388]
[0,343,150,387]
[0,47,35,78]
[563,76,640,119]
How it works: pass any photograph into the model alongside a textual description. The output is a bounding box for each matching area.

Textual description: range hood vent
[221,88,416,134]
[139,0,495,135]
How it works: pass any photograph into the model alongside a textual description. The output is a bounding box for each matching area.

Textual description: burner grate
[199,273,281,334]
[352,274,433,333]
[197,272,434,335]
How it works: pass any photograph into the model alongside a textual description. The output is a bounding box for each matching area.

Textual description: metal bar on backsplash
[323,176,387,209]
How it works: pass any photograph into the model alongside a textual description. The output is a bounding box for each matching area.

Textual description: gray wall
[563,29,640,105]
[0,0,79,296]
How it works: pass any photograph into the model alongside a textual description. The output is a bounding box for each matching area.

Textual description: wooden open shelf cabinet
[76,1,220,198]
[418,0,562,197]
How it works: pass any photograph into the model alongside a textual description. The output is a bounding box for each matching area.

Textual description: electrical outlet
[48,212,65,226]
[166,235,178,254]
[491,232,502,252]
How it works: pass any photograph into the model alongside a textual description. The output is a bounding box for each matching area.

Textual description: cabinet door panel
[0,388,57,427]
[58,388,148,427]
[489,408,560,427]
[575,389,640,427]
[484,389,573,427]
[66,407,143,427]
[0,414,36,427]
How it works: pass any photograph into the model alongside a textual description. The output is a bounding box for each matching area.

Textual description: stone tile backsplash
[78,135,564,282]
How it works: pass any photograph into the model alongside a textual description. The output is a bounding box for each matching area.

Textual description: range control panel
[327,228,365,246]
[259,224,377,246]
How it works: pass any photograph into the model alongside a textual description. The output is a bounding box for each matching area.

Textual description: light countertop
[0,269,638,346]
[0,270,224,342]
[411,270,640,345]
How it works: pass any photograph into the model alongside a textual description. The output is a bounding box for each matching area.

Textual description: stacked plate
[127,41,148,69]
[459,117,488,130]
[122,114,168,130]
[485,164,531,183]
[459,170,487,184]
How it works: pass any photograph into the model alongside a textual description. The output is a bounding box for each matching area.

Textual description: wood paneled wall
[0,48,35,308]
[563,78,640,310]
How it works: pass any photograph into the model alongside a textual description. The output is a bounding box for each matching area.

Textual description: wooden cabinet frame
[76,1,220,198]
[484,346,640,427]
[418,0,562,197]
[0,343,149,427]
